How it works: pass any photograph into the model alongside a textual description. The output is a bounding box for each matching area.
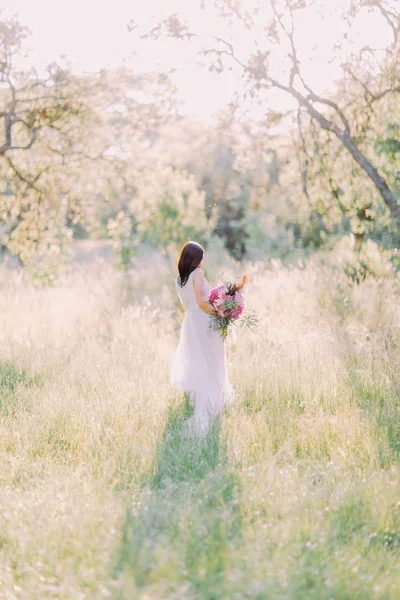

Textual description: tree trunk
[270,78,400,228]
[337,130,400,222]
[302,99,400,226]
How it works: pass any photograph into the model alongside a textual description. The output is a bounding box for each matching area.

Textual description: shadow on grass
[112,395,242,599]
[150,394,223,489]
[0,361,42,417]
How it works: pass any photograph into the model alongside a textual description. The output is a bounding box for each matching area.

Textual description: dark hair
[178,241,204,286]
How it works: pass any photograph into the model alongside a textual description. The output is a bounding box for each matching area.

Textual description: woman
[171,241,234,435]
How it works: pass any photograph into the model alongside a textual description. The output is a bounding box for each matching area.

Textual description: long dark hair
[178,241,204,286]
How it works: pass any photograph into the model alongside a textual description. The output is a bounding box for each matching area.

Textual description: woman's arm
[193,269,215,316]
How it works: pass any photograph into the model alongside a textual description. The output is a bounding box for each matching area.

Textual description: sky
[1,0,391,122]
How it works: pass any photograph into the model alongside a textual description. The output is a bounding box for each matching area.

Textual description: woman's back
[171,245,233,435]
[176,269,209,310]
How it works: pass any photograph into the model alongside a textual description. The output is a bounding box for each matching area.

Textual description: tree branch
[5,156,45,194]
[196,33,247,70]
[267,75,400,221]
[270,1,351,133]
[370,0,398,41]
[0,131,38,155]
[296,107,311,200]
[344,65,400,102]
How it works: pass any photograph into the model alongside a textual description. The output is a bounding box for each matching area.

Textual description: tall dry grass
[0,254,399,599]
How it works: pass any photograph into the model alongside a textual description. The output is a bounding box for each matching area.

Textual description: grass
[0,257,399,598]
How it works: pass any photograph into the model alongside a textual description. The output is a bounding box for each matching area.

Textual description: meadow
[0,251,400,599]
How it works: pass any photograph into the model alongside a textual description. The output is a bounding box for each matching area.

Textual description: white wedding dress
[171,268,234,434]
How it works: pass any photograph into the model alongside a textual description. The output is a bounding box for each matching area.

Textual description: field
[0,253,400,599]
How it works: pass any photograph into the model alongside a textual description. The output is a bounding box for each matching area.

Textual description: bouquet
[208,273,257,340]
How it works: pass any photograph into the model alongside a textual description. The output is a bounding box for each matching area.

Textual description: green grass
[113,399,243,598]
[0,361,42,417]
[0,261,399,598]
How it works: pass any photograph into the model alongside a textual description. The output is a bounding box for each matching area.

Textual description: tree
[0,14,178,276]
[0,15,89,272]
[146,0,400,233]
[132,166,216,255]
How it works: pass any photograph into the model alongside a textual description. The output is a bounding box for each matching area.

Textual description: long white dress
[170,268,234,434]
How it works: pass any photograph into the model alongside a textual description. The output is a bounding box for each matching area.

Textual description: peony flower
[208,274,254,340]
[209,285,225,304]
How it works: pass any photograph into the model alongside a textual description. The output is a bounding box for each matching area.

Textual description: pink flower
[209,282,246,320]
[209,285,226,304]
[234,291,244,307]
[229,305,244,320]
[208,274,255,340]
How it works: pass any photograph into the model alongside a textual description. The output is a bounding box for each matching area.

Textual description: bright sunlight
[0,0,399,598]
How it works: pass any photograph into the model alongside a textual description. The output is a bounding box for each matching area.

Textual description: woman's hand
[193,269,216,316]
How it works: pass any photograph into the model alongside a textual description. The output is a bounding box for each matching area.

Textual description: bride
[170,241,234,435]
